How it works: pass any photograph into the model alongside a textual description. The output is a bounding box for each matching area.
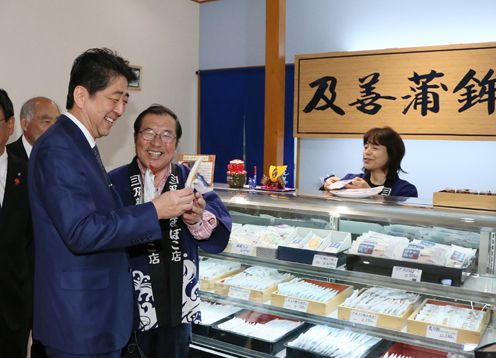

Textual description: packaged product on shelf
[198,301,243,325]
[380,342,447,358]
[400,240,451,265]
[225,223,296,258]
[446,244,477,268]
[399,240,476,268]
[225,223,267,256]
[256,224,295,258]
[271,278,353,315]
[199,257,243,291]
[214,266,294,302]
[348,231,409,259]
[407,298,491,345]
[193,301,243,336]
[286,324,383,358]
[277,227,350,268]
[211,311,306,354]
[346,231,477,286]
[303,231,326,250]
[338,287,419,330]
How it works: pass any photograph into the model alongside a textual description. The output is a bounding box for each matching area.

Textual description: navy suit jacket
[28,115,163,355]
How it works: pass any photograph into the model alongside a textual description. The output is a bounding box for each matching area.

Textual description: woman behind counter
[322,126,418,198]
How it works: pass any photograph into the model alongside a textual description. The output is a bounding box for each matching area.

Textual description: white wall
[200,0,496,198]
[1,0,199,170]
[200,0,265,69]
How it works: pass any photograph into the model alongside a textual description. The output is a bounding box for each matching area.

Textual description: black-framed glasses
[139,129,176,144]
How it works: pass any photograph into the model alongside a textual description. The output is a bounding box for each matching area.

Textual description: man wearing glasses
[109,104,231,358]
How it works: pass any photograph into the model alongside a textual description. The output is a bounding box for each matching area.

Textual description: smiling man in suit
[7,96,60,161]
[28,48,195,358]
[0,88,33,358]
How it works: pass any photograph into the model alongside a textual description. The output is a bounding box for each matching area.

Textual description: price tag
[426,325,458,343]
[231,243,253,256]
[283,297,309,312]
[447,353,469,358]
[228,286,250,300]
[312,254,339,269]
[349,310,378,327]
[392,266,423,282]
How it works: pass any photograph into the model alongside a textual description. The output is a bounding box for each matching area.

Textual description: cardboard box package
[271,280,353,315]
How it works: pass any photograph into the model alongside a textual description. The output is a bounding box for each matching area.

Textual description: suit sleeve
[31,146,162,254]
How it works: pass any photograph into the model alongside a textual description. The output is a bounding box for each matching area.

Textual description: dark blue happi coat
[110,160,231,330]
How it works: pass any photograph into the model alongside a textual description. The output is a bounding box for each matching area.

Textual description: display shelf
[199,291,481,357]
[198,186,496,357]
[200,251,496,306]
[191,334,279,358]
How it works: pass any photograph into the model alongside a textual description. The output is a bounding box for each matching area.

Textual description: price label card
[447,353,469,358]
[349,310,378,327]
[426,325,458,343]
[392,266,423,282]
[312,254,339,269]
[283,297,309,312]
[228,286,251,300]
[231,243,253,256]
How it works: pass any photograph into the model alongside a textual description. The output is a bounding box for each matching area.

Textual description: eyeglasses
[139,129,176,144]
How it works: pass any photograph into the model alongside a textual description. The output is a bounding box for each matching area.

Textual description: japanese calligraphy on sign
[294,43,496,140]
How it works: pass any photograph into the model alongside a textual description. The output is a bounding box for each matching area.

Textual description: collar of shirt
[0,149,8,206]
[64,111,96,148]
[21,135,32,158]
[137,160,171,196]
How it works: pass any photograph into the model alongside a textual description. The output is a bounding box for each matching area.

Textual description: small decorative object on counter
[248,165,257,189]
[261,165,287,189]
[226,159,247,188]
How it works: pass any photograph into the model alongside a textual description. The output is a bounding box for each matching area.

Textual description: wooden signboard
[294,42,496,140]
[178,154,216,186]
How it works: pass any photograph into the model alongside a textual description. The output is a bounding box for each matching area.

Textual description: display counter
[192,185,496,358]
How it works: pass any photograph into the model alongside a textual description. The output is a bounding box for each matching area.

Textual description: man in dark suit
[28,48,195,358]
[7,96,60,161]
[0,88,33,358]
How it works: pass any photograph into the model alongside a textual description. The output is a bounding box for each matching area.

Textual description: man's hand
[152,188,194,219]
[183,192,206,225]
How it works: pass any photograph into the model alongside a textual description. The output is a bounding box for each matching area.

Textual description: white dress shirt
[64,111,96,148]
[21,135,33,158]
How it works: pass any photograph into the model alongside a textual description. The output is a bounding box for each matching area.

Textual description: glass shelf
[199,185,496,357]
[199,290,486,357]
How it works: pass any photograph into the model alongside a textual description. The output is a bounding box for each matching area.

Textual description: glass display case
[192,185,496,358]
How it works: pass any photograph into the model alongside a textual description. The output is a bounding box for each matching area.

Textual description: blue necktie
[92,146,108,182]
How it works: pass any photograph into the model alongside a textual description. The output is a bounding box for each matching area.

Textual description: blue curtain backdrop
[199,65,295,187]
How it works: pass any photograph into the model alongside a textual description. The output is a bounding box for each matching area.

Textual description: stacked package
[349,231,476,268]
[288,325,381,358]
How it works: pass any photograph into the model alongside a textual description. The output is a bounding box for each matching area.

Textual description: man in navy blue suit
[28,48,195,358]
